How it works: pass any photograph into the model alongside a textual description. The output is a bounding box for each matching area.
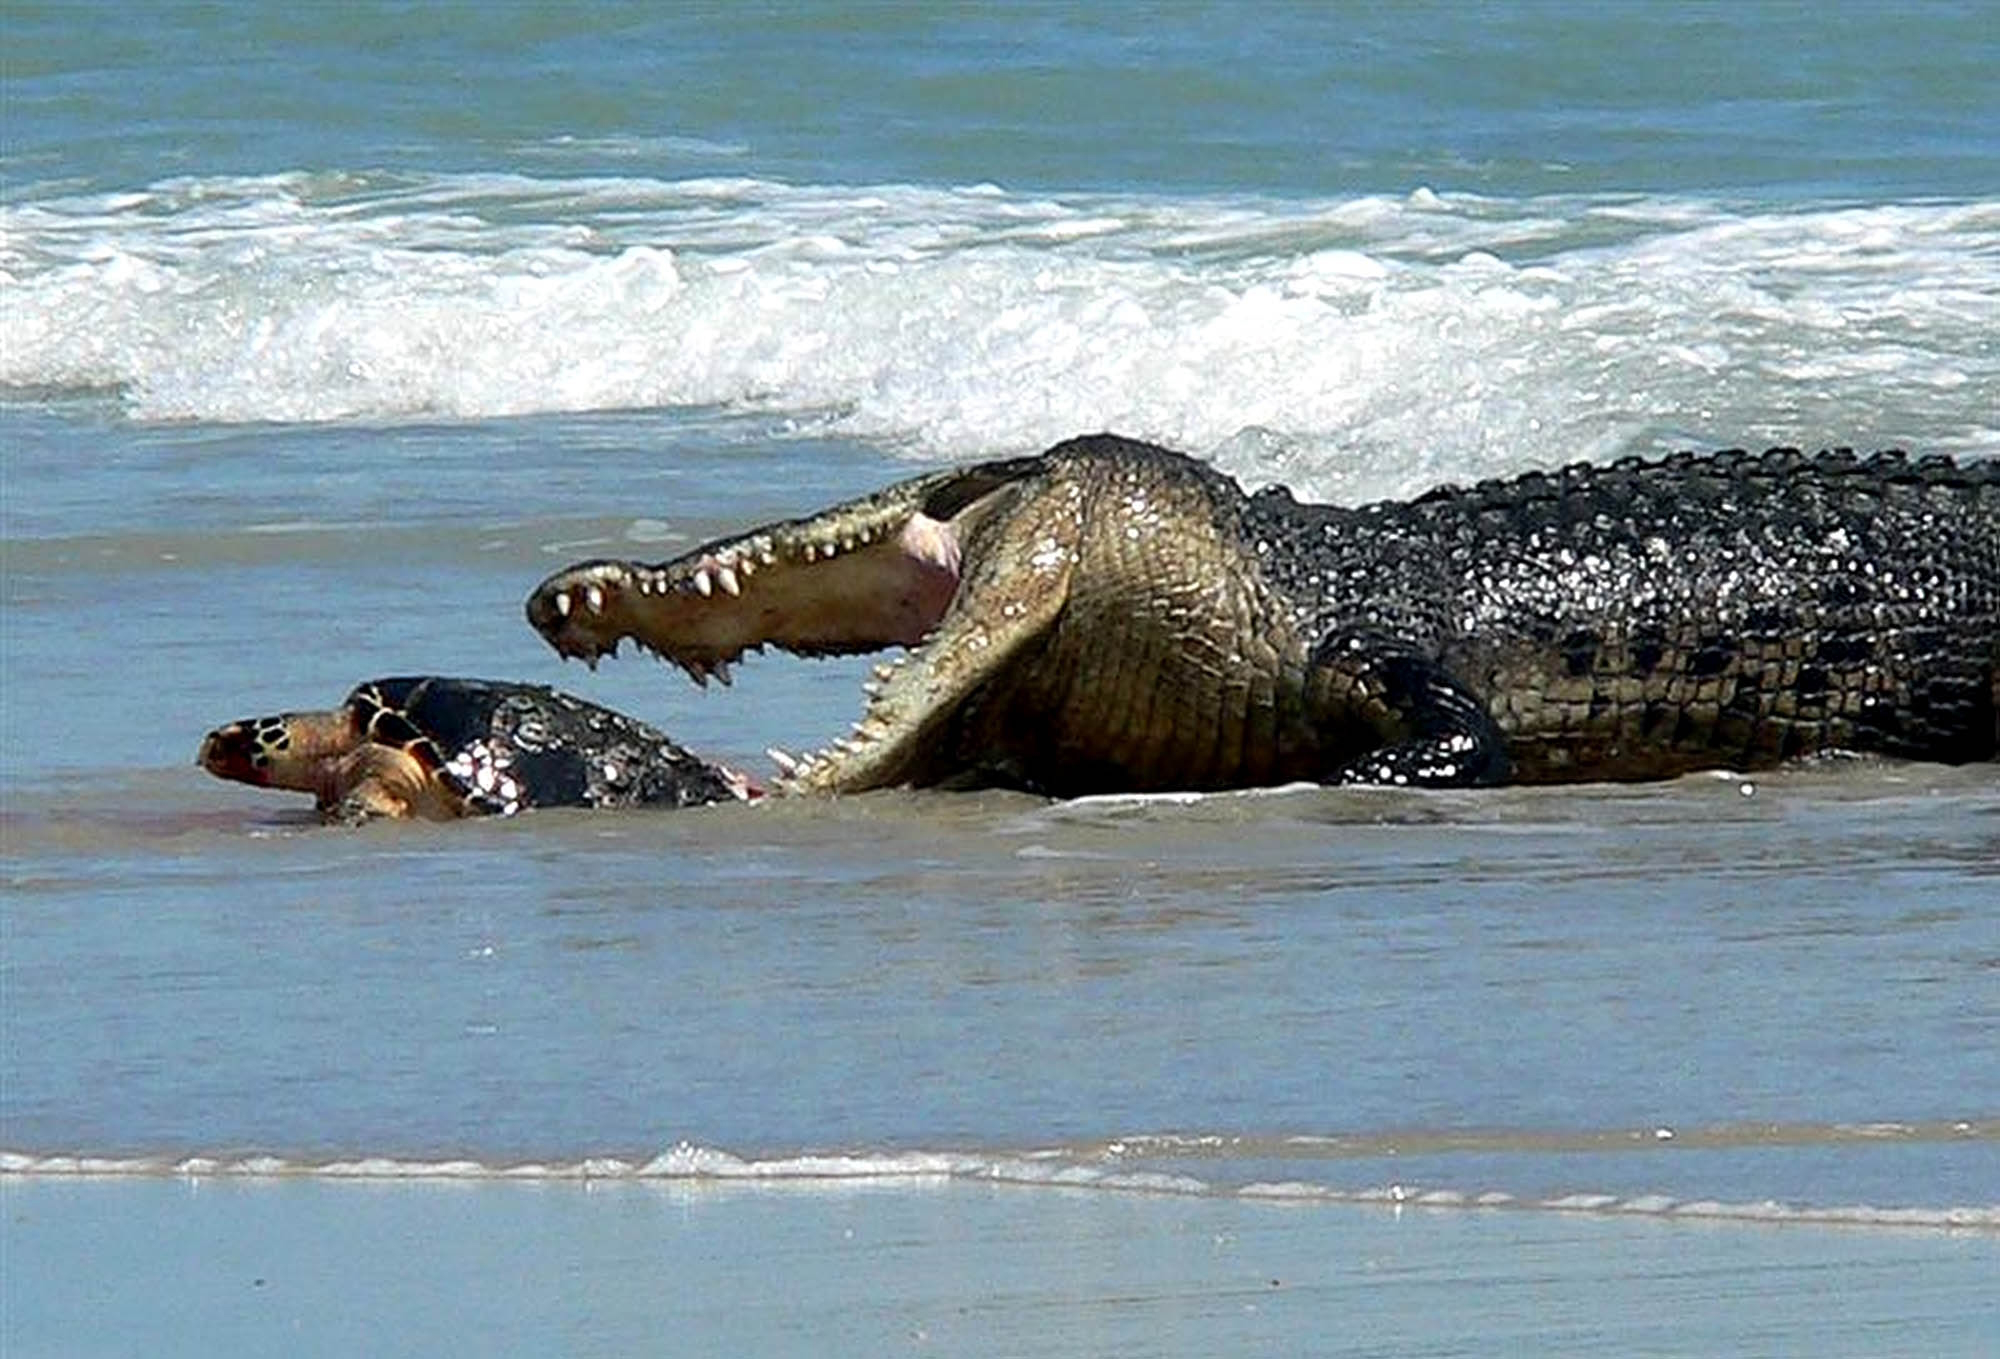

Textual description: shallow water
[7,649,1997,1219]
[3,8,1997,1349]
[8,1177,1997,1359]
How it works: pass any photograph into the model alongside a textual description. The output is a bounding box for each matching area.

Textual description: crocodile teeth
[584,584,605,613]
[716,565,741,597]
[767,747,800,774]
[692,570,714,597]
[553,590,573,617]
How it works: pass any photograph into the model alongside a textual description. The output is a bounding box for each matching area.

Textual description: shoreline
[6,1143,1995,1235]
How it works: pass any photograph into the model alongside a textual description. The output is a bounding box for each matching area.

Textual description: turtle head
[198,709,362,793]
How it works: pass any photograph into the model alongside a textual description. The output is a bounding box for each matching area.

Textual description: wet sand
[6,1175,1995,1359]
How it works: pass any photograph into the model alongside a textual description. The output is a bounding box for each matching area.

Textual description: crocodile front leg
[1310,629,1511,788]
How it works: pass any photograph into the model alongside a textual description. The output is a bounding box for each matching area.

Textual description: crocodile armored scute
[527,434,1998,795]
[1248,444,1996,784]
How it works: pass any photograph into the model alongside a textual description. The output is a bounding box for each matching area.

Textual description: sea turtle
[198,676,753,824]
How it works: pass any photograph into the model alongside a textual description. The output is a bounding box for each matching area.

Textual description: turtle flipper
[320,743,460,824]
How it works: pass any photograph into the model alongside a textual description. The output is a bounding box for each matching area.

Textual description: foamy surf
[8,1121,1994,1232]
[5,1151,1992,1232]
[5,174,1994,499]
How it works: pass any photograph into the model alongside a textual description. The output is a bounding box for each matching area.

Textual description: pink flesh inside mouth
[527,510,969,683]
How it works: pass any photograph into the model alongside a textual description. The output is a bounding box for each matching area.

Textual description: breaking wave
[4,172,1996,499]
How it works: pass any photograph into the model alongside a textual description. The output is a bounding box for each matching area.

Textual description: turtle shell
[347,677,742,815]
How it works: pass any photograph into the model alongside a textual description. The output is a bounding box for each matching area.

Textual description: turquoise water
[3,5,1997,1352]
[11,2,1999,198]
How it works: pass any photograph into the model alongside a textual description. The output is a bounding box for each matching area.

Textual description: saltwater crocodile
[526,434,1999,795]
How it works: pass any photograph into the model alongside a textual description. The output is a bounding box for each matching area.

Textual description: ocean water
[4,3,1998,1352]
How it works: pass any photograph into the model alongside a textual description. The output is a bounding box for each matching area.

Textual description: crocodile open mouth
[526,453,1065,793]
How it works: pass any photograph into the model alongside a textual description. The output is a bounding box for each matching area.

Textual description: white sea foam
[4,174,1994,498]
[5,1137,1994,1231]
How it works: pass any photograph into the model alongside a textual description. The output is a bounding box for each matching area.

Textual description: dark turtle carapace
[198,676,752,824]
